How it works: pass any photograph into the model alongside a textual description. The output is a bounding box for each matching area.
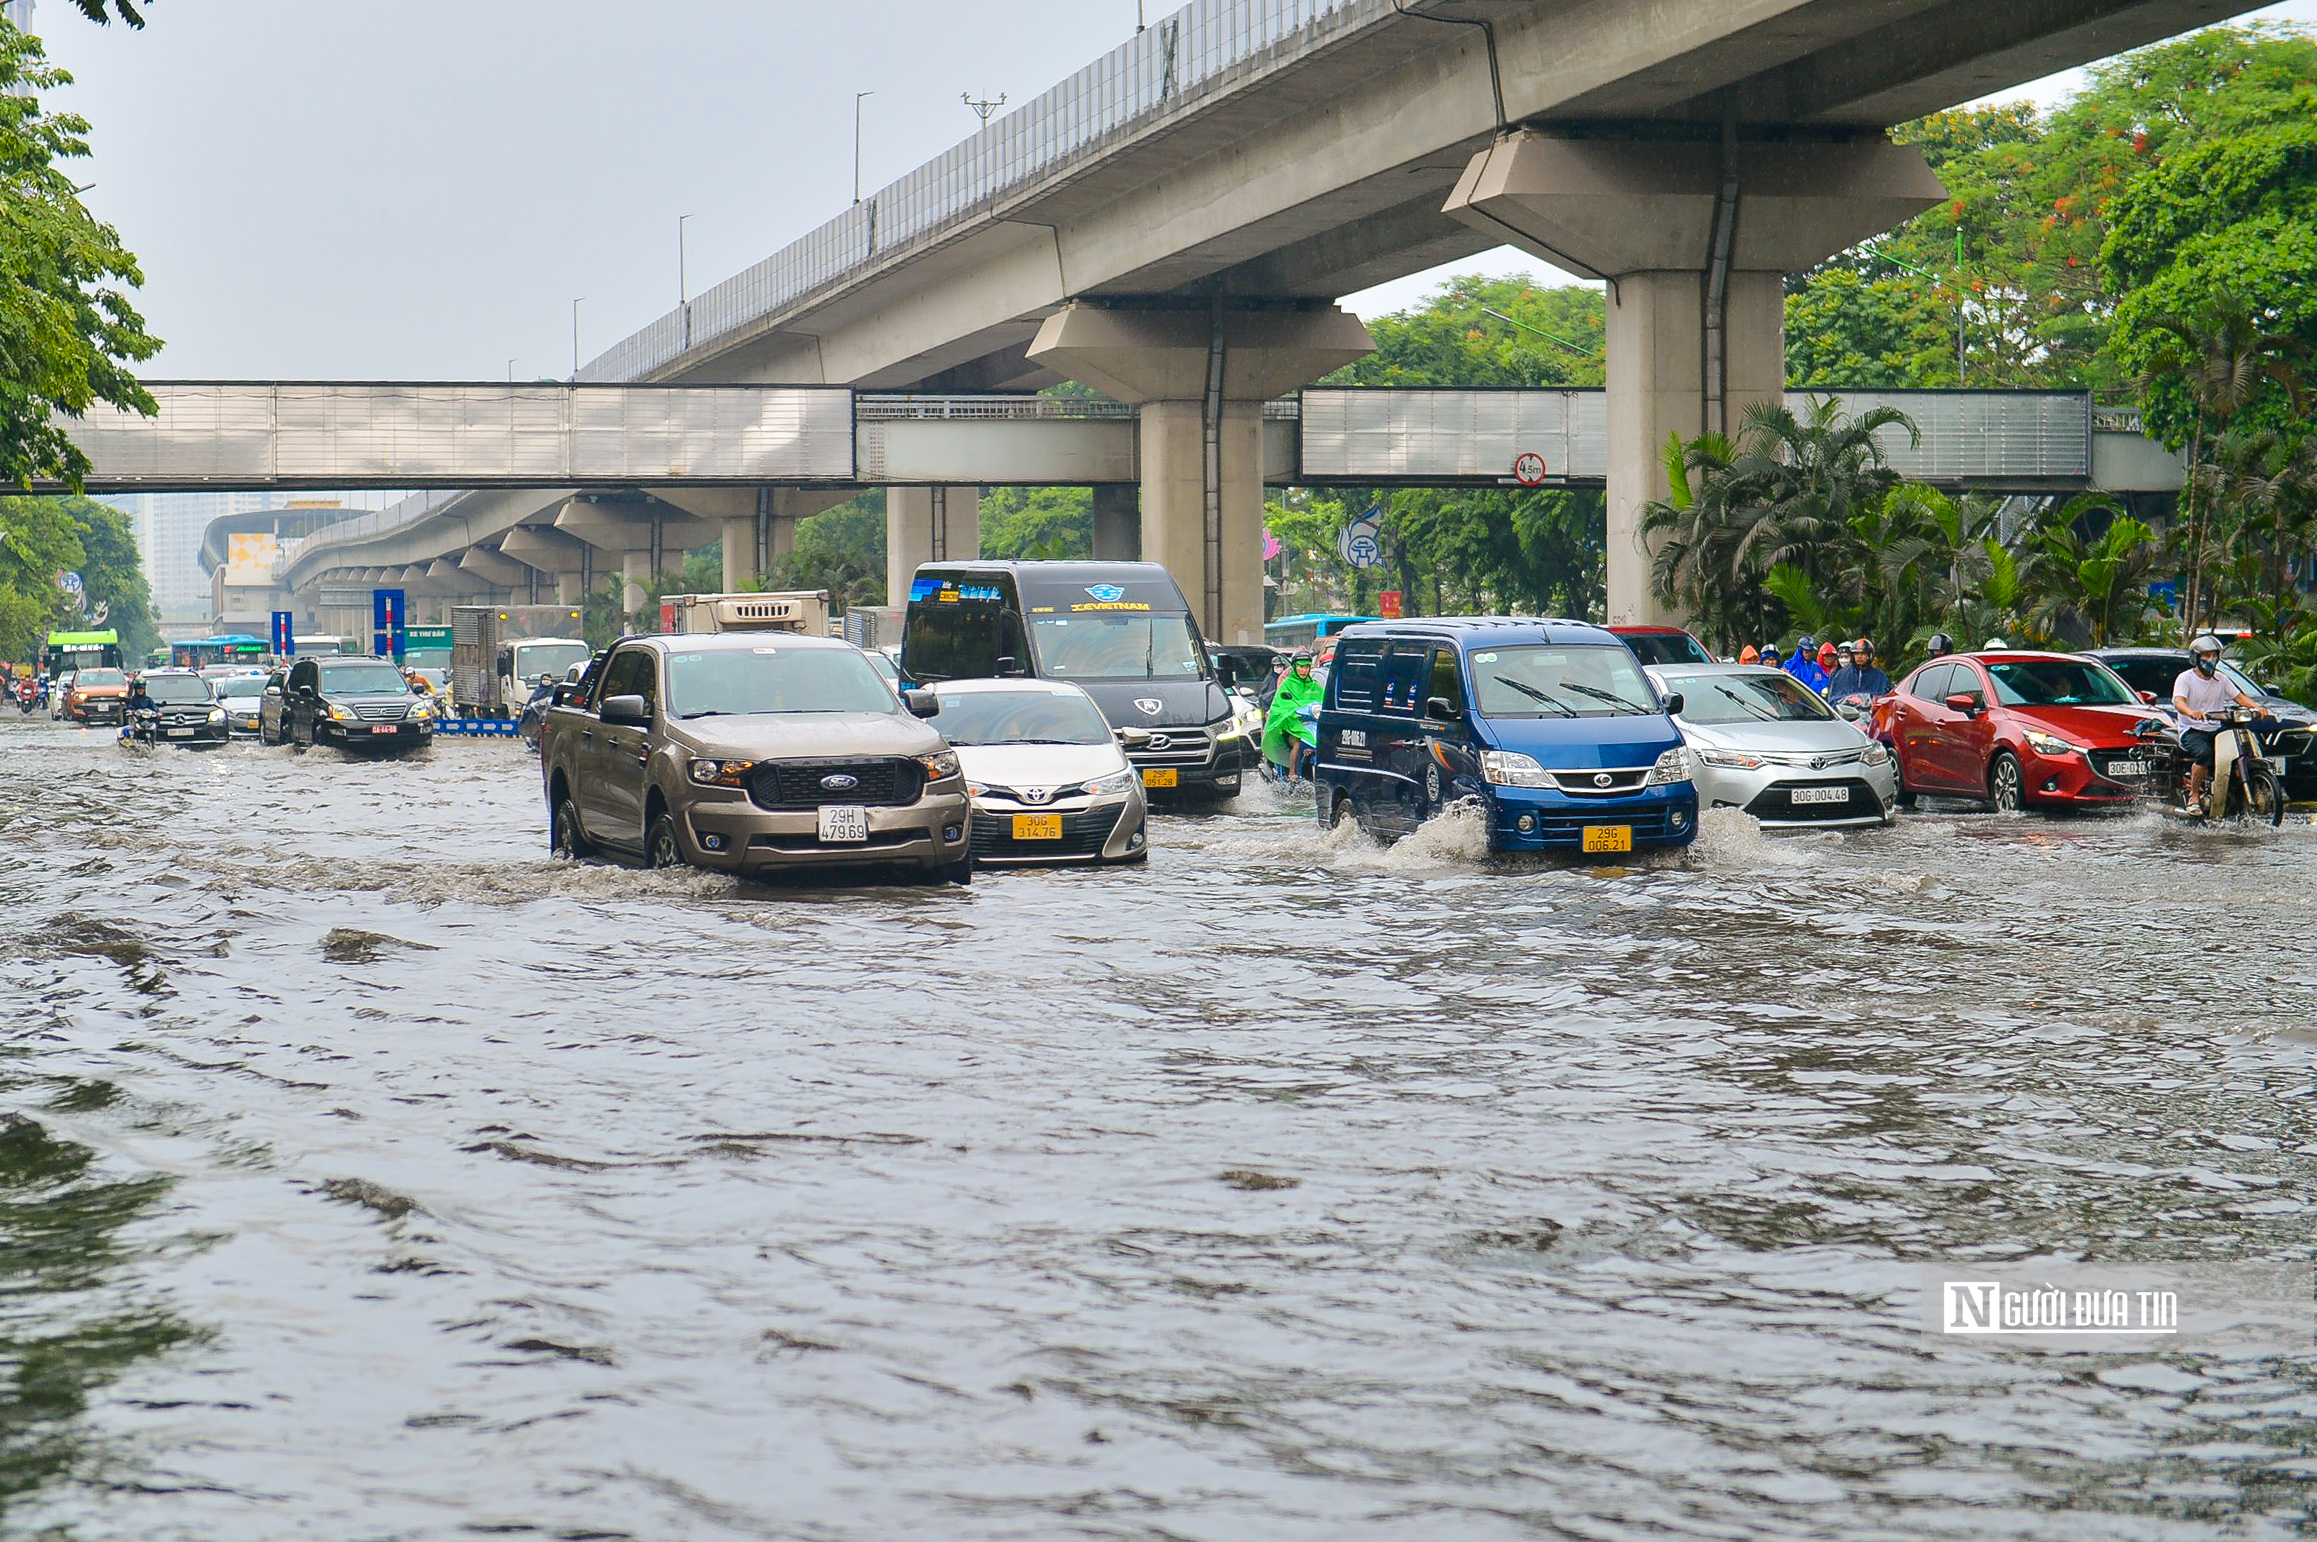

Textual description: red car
[1875,651,2160,812]
[1609,625,1716,667]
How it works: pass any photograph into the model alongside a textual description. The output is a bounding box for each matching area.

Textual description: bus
[40,629,122,679]
[1264,613,1375,651]
[169,634,271,669]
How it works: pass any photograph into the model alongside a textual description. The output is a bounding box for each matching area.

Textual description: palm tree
[1638,398,1916,650]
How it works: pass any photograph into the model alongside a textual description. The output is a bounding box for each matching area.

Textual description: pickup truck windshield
[1032,614,1204,681]
[1468,645,1659,718]
[668,647,896,717]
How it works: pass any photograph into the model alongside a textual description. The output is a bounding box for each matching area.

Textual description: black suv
[278,655,438,752]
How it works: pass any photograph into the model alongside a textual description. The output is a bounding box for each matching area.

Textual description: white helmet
[2189,633,2224,657]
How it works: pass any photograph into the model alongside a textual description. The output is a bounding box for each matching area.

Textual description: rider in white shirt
[2173,634,2265,812]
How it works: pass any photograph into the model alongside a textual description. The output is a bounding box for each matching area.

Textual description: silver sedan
[1646,663,1899,827]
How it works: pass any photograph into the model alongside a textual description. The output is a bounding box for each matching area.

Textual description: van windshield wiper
[1558,681,1652,713]
[1491,675,1578,717]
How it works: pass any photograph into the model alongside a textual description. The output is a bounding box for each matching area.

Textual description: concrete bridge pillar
[1091,484,1140,561]
[651,487,852,592]
[553,499,715,627]
[1446,131,1943,626]
[1028,302,1371,646]
[885,487,982,603]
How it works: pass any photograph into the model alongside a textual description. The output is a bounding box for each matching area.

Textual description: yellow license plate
[1012,813,1064,840]
[1141,768,1178,789]
[1581,825,1633,853]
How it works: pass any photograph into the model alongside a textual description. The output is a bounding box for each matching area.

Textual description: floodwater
[2,714,2314,1541]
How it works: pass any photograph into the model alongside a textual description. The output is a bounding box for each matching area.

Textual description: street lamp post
[571,297,584,380]
[854,91,874,204]
[679,214,693,349]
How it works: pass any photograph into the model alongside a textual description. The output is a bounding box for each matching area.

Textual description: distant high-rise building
[104,490,409,630]
[3,2,33,33]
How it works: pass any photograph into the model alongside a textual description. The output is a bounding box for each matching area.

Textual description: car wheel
[645,811,685,869]
[552,795,592,861]
[1326,792,1355,831]
[1989,751,2026,814]
[939,852,974,886]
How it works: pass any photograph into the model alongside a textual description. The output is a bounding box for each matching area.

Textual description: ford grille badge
[821,773,860,791]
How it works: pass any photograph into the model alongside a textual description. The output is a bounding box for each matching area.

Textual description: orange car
[63,667,131,725]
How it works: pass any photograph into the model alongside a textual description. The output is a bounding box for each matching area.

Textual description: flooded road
[3,715,2314,1540]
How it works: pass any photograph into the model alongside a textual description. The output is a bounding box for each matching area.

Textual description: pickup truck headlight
[918,750,960,782]
[1697,748,1765,770]
[1081,769,1136,796]
[1646,747,1693,786]
[2024,731,2081,757]
[687,757,754,788]
[1480,750,1552,788]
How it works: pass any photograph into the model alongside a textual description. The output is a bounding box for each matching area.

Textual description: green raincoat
[1262,667,1324,769]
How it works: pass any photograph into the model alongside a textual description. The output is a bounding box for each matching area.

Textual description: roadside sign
[1512,452,1549,487]
[270,611,295,656]
[1379,590,1403,619]
[372,589,407,662]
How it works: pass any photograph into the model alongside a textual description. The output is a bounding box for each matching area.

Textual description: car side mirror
[599,693,652,728]
[1659,692,1684,717]
[1213,657,1239,687]
[1425,695,1459,723]
[264,685,281,696]
[2138,689,2158,704]
[1117,727,1153,747]
[903,688,940,718]
[1944,692,1980,715]
[994,655,1023,677]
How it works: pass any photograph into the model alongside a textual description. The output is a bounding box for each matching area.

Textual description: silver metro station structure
[68,0,2232,645]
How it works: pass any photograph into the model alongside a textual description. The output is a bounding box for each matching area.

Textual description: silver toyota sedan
[1645,663,1899,827]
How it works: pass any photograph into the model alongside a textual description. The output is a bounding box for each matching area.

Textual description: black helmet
[1856,637,1877,658]
[1926,632,1954,658]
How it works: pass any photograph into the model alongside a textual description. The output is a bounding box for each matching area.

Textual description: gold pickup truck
[538,632,973,884]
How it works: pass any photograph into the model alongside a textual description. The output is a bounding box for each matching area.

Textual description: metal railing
[579,0,1387,385]
[854,393,1136,421]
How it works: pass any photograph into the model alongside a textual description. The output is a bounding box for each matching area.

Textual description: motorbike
[2138,706,2285,827]
[12,677,35,715]
[120,706,161,750]
[1262,702,1319,785]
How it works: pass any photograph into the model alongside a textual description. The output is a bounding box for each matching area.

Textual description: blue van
[1314,619,1698,854]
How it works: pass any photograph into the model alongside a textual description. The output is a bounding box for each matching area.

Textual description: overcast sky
[34,0,2317,381]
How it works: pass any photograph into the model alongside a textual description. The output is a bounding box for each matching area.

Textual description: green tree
[763,492,887,610]
[0,22,160,490]
[978,486,1091,560]
[61,497,152,656]
[0,493,80,659]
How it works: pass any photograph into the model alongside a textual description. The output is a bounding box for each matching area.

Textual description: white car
[1644,662,1899,827]
[932,678,1149,865]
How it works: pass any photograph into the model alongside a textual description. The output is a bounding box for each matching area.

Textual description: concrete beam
[498,525,588,572]
[551,499,716,553]
[1025,303,1373,404]
[1444,133,1946,280]
[457,547,531,588]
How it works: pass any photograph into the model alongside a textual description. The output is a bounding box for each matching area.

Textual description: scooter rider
[1824,638,1890,704]
[1262,650,1324,781]
[2174,634,2269,813]
[1785,634,1828,694]
[1924,632,1955,660]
